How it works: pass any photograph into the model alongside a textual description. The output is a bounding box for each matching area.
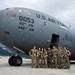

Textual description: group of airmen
[29,45,71,69]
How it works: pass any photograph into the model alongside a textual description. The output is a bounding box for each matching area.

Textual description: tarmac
[0,56,75,75]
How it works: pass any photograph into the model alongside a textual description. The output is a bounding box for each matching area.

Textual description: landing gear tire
[8,56,15,66]
[8,56,22,66]
[13,56,22,66]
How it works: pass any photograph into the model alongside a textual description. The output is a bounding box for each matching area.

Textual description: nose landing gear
[8,56,22,66]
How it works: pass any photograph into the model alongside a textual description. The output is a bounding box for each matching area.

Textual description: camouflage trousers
[53,57,57,68]
[43,58,48,68]
[57,57,62,68]
[40,58,43,68]
[31,56,37,68]
[40,58,48,68]
[36,57,41,68]
[64,57,70,69]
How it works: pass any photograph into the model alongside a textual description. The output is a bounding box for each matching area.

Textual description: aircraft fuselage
[0,8,75,60]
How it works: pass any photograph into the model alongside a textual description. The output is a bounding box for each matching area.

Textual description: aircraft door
[21,33,31,44]
[50,34,59,48]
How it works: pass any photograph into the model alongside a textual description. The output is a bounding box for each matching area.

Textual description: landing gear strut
[8,56,22,66]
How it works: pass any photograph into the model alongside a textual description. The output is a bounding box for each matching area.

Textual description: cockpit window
[59,22,68,30]
[5,8,9,10]
[7,12,16,19]
[60,23,68,28]
[23,9,31,15]
[17,8,23,12]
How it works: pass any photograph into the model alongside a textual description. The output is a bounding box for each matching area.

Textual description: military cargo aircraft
[0,7,74,66]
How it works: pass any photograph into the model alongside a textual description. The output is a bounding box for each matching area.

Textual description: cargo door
[50,34,59,48]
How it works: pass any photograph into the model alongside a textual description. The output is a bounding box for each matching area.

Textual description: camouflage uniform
[40,48,44,68]
[43,49,48,68]
[47,48,53,68]
[63,49,71,69]
[37,49,41,68]
[57,49,63,68]
[29,48,38,68]
[52,48,58,68]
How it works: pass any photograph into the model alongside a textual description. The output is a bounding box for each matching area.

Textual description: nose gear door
[21,33,31,44]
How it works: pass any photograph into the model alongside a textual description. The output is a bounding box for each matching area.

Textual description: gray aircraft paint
[0,7,74,60]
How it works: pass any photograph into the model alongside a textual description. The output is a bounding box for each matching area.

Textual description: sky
[0,0,75,28]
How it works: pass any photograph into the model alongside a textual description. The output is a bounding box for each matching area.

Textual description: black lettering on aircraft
[36,13,46,20]
[28,24,33,27]
[31,19,34,24]
[48,18,56,23]
[23,17,27,22]
[19,16,34,24]
[36,13,40,18]
[57,21,60,24]
[41,15,46,20]
[18,26,28,30]
[44,22,46,26]
[29,28,34,31]
[19,22,27,25]
[18,26,25,30]
[19,16,34,31]
[60,22,68,29]
[27,18,31,23]
[57,21,68,29]
[36,13,56,24]
[19,16,23,21]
